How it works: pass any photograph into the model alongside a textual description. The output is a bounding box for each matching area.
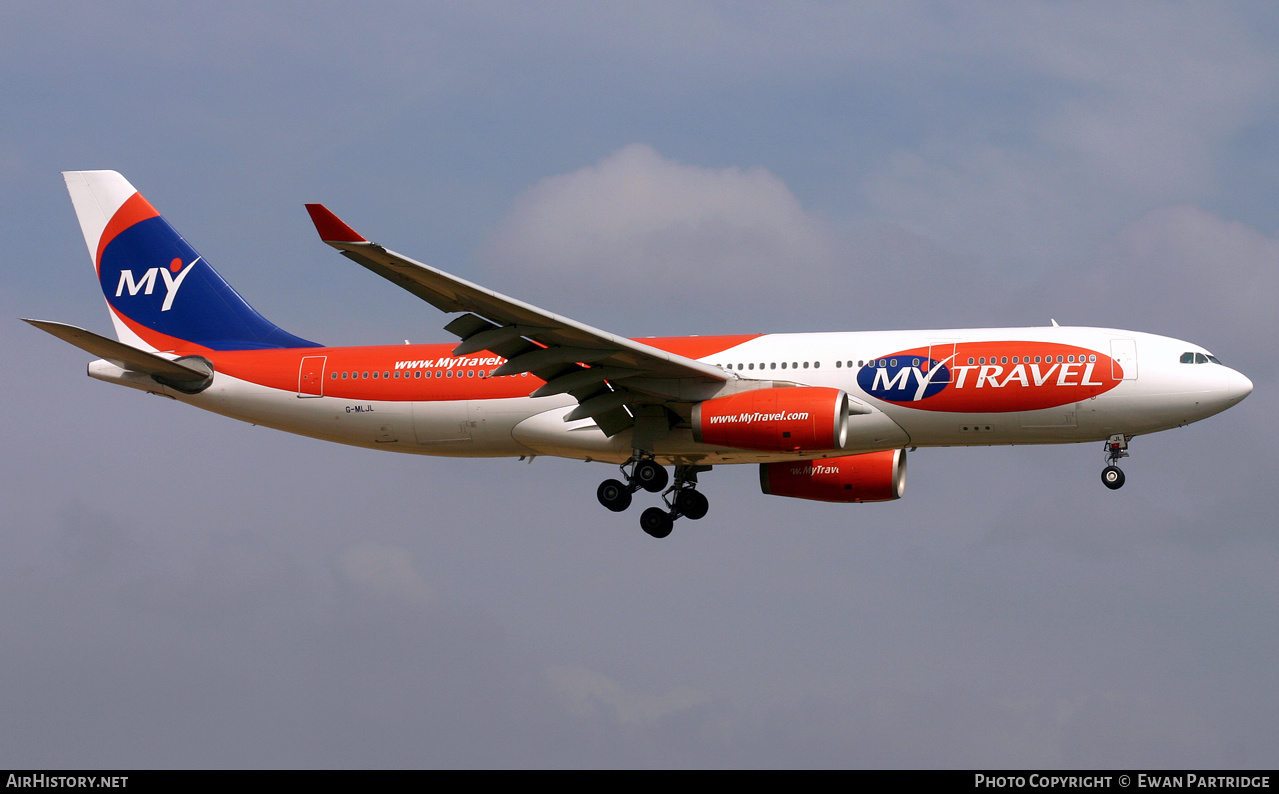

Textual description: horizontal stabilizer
[24,319,212,385]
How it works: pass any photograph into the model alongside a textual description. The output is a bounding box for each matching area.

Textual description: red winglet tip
[305,203,367,243]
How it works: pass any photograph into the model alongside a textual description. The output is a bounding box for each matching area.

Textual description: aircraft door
[298,356,326,397]
[927,340,958,383]
[1110,339,1138,380]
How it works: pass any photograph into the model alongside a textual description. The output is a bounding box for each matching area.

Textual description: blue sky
[2,3,1277,767]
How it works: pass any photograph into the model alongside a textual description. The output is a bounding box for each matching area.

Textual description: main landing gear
[596,457,710,538]
[596,457,667,513]
[1101,434,1129,490]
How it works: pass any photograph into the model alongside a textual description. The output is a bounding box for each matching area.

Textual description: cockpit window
[1180,351,1224,365]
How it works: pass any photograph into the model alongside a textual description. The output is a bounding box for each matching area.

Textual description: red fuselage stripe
[203,334,762,400]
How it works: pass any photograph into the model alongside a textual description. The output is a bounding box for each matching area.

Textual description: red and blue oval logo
[857,343,1122,412]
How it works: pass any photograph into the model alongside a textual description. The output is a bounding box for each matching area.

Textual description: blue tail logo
[113,256,198,312]
[94,189,319,351]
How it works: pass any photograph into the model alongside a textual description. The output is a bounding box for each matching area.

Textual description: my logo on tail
[114,257,199,312]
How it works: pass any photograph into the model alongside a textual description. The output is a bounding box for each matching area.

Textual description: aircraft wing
[305,204,732,436]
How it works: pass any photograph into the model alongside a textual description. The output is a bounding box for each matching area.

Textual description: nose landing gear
[1101,434,1129,490]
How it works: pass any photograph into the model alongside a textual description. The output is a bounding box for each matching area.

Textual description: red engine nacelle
[692,387,850,452]
[759,449,907,503]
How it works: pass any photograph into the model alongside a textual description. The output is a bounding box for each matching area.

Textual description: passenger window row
[724,361,821,371]
[330,370,528,380]
[966,354,1095,365]
[722,353,1101,371]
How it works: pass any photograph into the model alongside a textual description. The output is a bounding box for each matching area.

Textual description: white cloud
[999,202,1279,382]
[1084,205,1279,367]
[858,5,1279,271]
[484,143,833,279]
[1020,4,1270,193]
[480,144,842,328]
[338,542,434,607]
[861,145,1080,271]
[546,664,710,728]
[479,143,1042,332]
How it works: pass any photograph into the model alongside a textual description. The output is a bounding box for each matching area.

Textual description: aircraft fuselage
[88,325,1251,466]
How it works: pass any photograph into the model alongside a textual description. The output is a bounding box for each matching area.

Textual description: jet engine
[692,387,850,452]
[759,449,907,503]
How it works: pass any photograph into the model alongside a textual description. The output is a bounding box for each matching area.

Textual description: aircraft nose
[1228,368,1254,402]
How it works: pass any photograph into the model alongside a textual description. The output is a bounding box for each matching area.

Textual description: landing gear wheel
[1101,435,1130,490]
[675,489,709,520]
[640,507,674,539]
[1101,465,1125,490]
[597,479,633,512]
[633,459,669,493]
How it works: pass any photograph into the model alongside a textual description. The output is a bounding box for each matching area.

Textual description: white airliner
[27,171,1254,538]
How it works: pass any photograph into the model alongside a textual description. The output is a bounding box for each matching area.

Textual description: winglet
[305,204,367,244]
